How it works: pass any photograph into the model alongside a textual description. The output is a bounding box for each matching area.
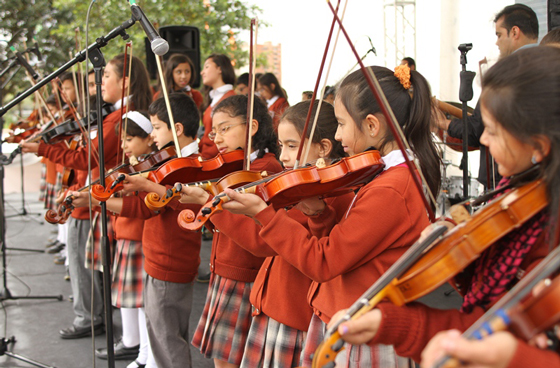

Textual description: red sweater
[120,190,201,283]
[206,152,282,282]
[257,165,430,323]
[268,97,289,131]
[114,216,144,242]
[368,227,550,363]
[507,339,560,368]
[199,90,236,159]
[38,109,121,221]
[244,194,354,331]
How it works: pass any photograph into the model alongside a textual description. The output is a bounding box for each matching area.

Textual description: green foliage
[0,0,262,112]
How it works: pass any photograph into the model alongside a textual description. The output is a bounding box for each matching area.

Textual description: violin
[311,179,548,368]
[89,146,177,202]
[432,245,560,368]
[177,150,385,232]
[91,149,245,202]
[435,99,478,152]
[144,168,266,212]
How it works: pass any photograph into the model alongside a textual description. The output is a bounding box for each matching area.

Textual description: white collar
[266,95,279,108]
[381,149,413,171]
[250,149,259,163]
[114,95,130,110]
[181,141,199,157]
[209,84,233,107]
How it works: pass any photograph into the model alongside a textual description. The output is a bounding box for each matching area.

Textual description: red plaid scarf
[461,178,548,313]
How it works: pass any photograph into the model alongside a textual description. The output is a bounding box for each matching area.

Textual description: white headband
[122,111,152,134]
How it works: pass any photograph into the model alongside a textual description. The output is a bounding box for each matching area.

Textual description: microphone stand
[458,43,475,199]
[0,17,137,368]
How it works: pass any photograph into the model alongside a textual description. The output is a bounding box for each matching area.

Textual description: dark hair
[302,91,313,100]
[237,72,249,86]
[59,71,77,85]
[212,94,280,159]
[159,53,196,93]
[45,94,57,107]
[494,4,539,40]
[481,46,560,227]
[258,73,286,99]
[541,28,560,46]
[337,66,441,199]
[402,57,416,68]
[203,54,236,110]
[115,110,151,138]
[323,86,335,99]
[108,54,153,111]
[280,100,345,160]
[149,93,200,139]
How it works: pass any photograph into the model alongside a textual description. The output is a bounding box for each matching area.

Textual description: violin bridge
[316,158,326,168]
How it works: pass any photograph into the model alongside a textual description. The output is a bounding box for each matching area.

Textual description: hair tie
[123,111,152,134]
[394,64,412,90]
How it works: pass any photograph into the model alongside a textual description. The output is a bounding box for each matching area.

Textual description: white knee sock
[138,308,158,368]
[121,308,140,347]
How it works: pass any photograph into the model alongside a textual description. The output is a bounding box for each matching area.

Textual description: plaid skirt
[191,274,253,364]
[240,313,306,368]
[301,314,415,368]
[111,239,144,308]
[85,212,115,271]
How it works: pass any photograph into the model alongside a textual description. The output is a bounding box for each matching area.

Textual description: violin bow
[155,49,181,157]
[326,0,436,222]
[302,0,348,166]
[244,18,258,171]
[69,50,83,116]
[432,245,560,368]
[75,28,87,116]
[118,42,133,164]
[294,0,341,170]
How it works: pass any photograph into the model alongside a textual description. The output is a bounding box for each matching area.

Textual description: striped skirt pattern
[85,212,114,271]
[240,313,306,368]
[191,274,253,365]
[301,314,415,368]
[111,239,144,308]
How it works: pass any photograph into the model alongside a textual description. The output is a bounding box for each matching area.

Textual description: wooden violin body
[311,179,548,368]
[178,150,385,232]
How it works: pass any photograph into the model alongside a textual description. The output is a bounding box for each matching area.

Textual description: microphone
[128,0,169,56]
[10,46,39,80]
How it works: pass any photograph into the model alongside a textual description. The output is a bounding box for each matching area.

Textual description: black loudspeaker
[145,25,201,88]
[549,0,560,31]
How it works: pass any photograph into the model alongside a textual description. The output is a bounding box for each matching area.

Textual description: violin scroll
[91,174,127,202]
[144,181,214,212]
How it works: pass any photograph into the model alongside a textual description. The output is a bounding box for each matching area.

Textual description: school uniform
[366,190,550,363]
[37,106,122,331]
[232,194,353,368]
[198,85,236,159]
[119,141,202,368]
[266,95,289,131]
[256,150,427,367]
[153,88,203,109]
[192,151,283,365]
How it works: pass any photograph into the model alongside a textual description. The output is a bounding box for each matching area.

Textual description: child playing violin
[21,53,152,340]
[178,94,282,368]
[256,73,289,131]
[73,111,156,367]
[154,53,203,109]
[199,54,237,159]
[216,100,352,367]
[219,65,441,367]
[76,93,203,368]
[333,46,560,367]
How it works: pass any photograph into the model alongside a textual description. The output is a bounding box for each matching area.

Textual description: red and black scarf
[461,177,548,313]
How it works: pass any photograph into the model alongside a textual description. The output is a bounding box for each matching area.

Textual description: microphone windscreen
[152,38,169,56]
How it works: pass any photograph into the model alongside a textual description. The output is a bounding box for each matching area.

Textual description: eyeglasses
[208,122,246,141]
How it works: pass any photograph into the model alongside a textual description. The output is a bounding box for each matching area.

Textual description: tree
[0,0,262,123]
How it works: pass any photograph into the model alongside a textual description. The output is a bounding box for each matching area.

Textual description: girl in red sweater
[21,53,152,339]
[335,46,560,368]
[199,54,237,159]
[257,72,289,131]
[217,65,441,367]
[154,53,203,109]
[219,100,351,368]
[179,94,282,368]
